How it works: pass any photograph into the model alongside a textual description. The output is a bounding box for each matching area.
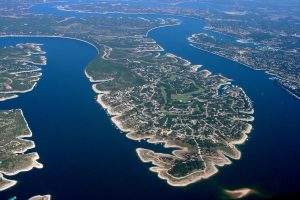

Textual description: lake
[1,2,300,200]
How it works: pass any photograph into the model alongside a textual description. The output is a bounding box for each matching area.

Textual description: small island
[28,194,51,200]
[224,188,257,199]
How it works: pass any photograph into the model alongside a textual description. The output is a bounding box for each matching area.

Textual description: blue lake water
[0,2,300,200]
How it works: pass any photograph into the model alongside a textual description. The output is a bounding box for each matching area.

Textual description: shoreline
[53,1,300,102]
[0,6,256,193]
[0,42,47,101]
[93,87,135,133]
[134,133,249,186]
[0,94,18,101]
[136,148,234,187]
[0,82,38,101]
[54,4,208,25]
[0,174,17,192]
[90,73,254,187]
[224,188,256,199]
[165,53,191,66]
[230,124,253,147]
[190,64,203,72]
[146,21,182,37]
[189,43,263,73]
[0,153,43,177]
[188,43,300,100]
[14,10,256,187]
[0,34,100,55]
[277,82,300,100]
[0,109,43,191]
[88,48,254,187]
[29,194,51,200]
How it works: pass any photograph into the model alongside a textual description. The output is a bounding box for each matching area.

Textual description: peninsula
[0,109,43,191]
[0,43,46,101]
[87,43,254,186]
[0,43,46,191]
[0,1,254,187]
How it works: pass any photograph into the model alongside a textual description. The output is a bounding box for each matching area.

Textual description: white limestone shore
[190,64,203,72]
[29,194,51,200]
[0,174,17,192]
[81,19,255,186]
[224,188,256,199]
[0,42,47,101]
[86,47,254,186]
[0,35,100,55]
[90,74,254,186]
[0,110,43,191]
